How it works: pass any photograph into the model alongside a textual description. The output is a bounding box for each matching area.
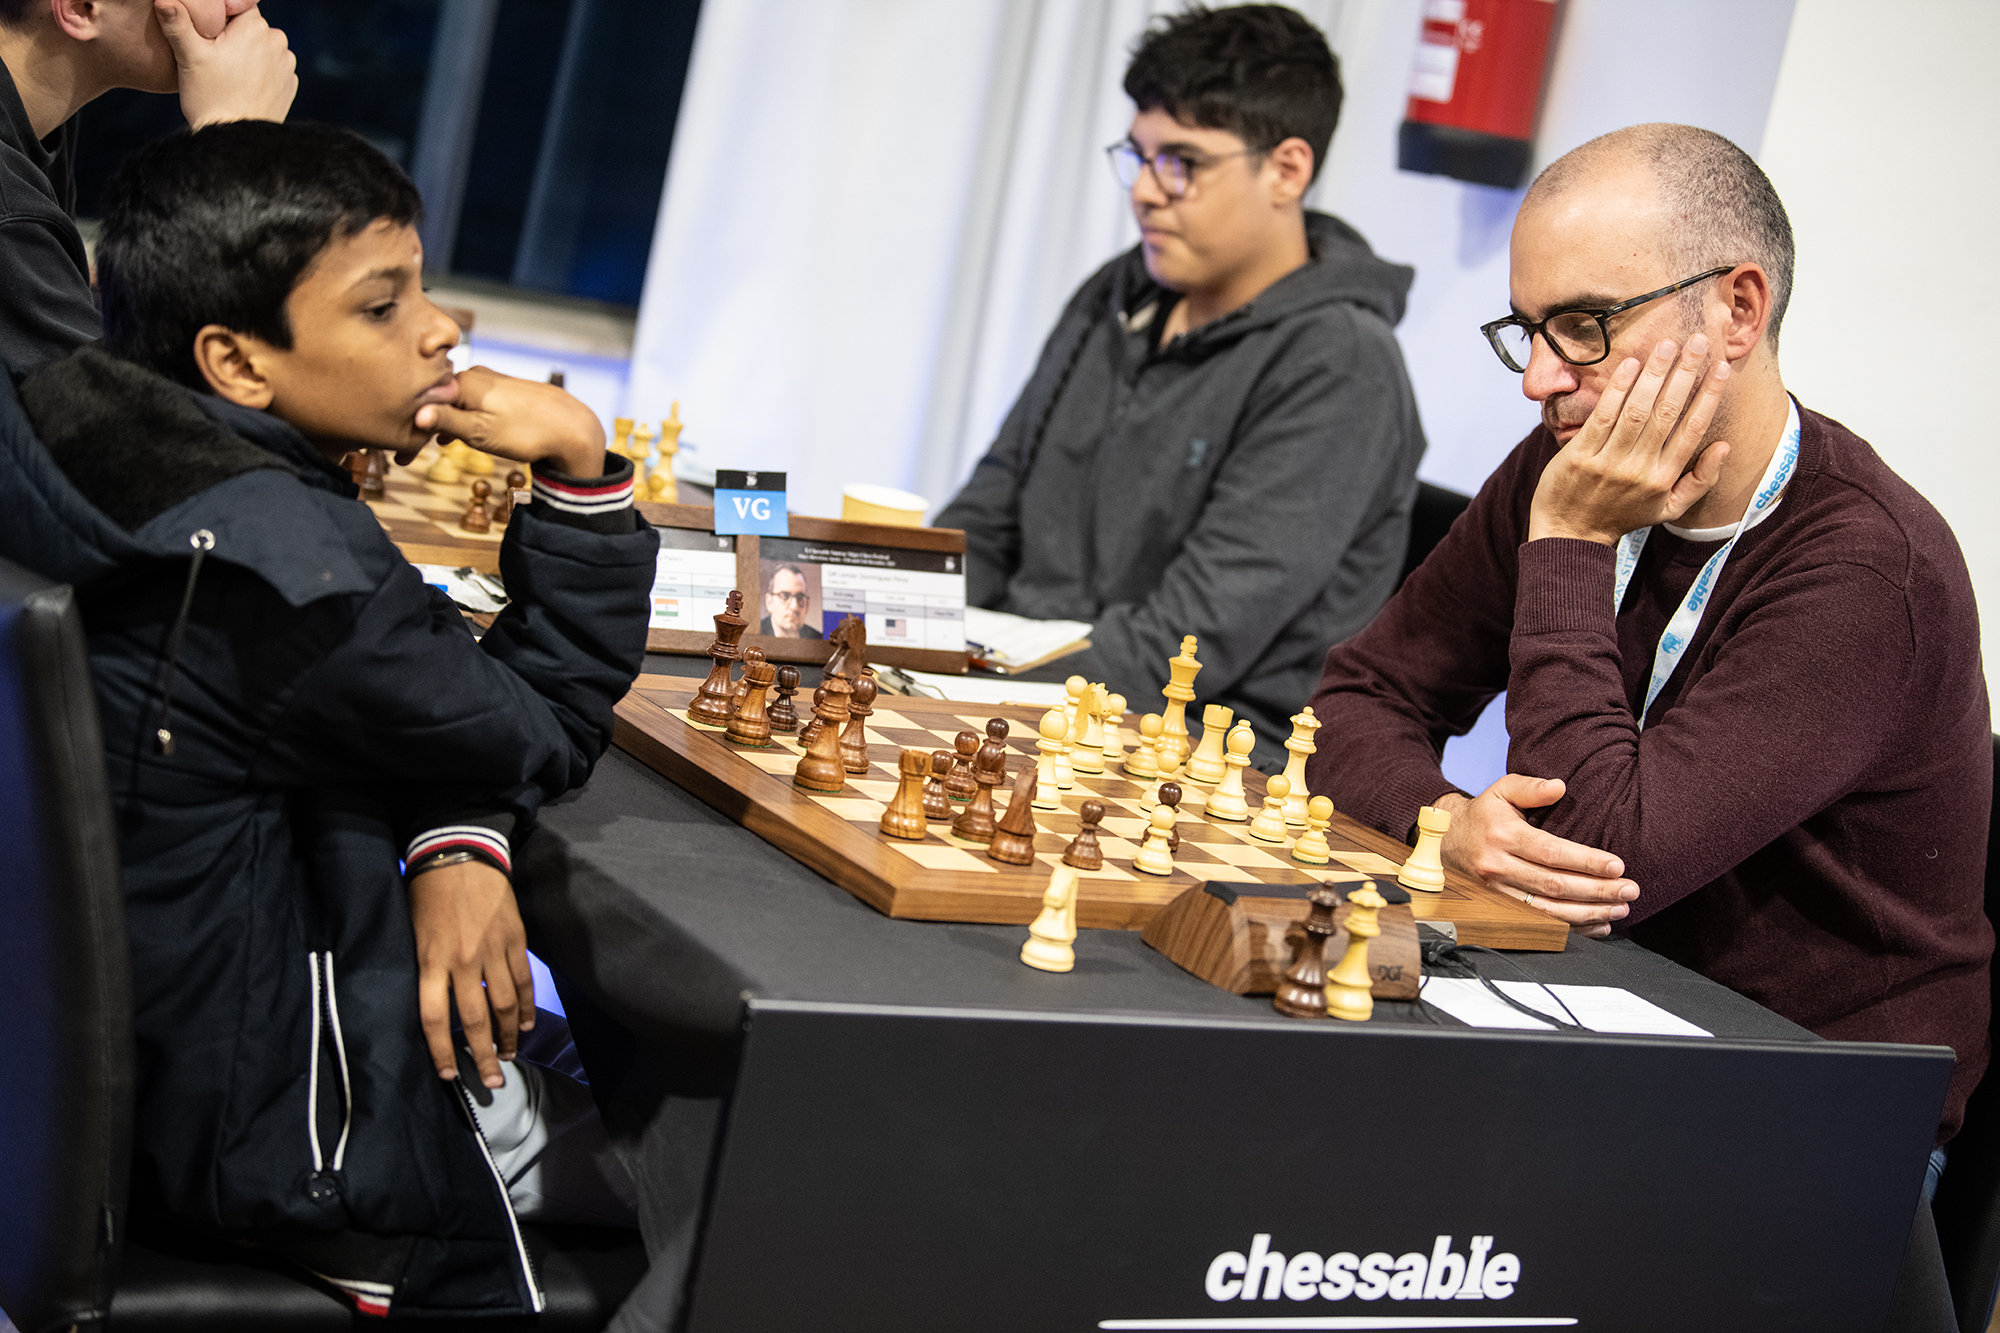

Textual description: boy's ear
[193,325,276,409]
[1265,136,1314,208]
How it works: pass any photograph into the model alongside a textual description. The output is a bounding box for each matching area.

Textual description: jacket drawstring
[154,529,215,756]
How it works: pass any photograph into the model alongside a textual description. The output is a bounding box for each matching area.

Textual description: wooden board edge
[614,684,1568,949]
[643,630,969,675]
[781,513,967,552]
[612,701,901,917]
[395,541,500,575]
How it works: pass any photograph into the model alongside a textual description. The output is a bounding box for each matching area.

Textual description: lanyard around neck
[1611,399,1801,729]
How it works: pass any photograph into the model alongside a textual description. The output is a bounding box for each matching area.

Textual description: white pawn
[1020,863,1080,972]
[1099,692,1128,767]
[1072,684,1105,775]
[1205,720,1255,821]
[1034,707,1068,811]
[1248,773,1290,843]
[1292,795,1334,866]
[1133,801,1177,876]
[1399,804,1452,893]
[1186,704,1233,785]
[1124,712,1162,779]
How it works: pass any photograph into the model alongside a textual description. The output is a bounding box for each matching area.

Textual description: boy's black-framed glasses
[1105,140,1258,199]
[1479,266,1736,373]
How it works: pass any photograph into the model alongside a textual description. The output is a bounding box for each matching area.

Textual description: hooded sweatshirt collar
[1112,210,1414,359]
[11,346,376,605]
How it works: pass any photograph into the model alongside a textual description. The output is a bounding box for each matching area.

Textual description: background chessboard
[362,444,513,574]
[615,677,1568,949]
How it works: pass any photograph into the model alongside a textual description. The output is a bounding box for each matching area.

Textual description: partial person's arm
[1467,338,1907,935]
[1506,536,1918,926]
[1317,342,1730,934]
[1085,309,1419,708]
[259,380,654,1080]
[0,216,98,369]
[276,475,654,1085]
[936,387,1030,609]
[408,856,532,1090]
[1303,429,1532,835]
[936,273,1111,607]
[1301,418,1639,934]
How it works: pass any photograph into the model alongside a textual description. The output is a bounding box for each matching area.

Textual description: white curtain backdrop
[627,0,1340,521]
[627,0,1792,520]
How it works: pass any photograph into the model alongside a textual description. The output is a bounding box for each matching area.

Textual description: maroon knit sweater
[1306,403,1992,1142]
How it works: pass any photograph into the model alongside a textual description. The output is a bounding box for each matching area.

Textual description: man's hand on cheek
[1435,777,1638,938]
[157,2,299,129]
[1527,336,1731,546]
[415,366,607,480]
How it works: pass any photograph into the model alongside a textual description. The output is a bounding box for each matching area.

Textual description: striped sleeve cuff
[533,459,634,517]
[405,824,512,874]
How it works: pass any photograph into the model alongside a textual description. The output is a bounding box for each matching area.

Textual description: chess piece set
[1267,800,1440,1020]
[1018,798,1107,976]
[1118,635,1449,1017]
[678,607,1450,1004]
[418,439,530,534]
[680,590,1115,975]
[612,402,683,504]
[347,448,389,499]
[684,591,799,743]
[1268,879,1410,1023]
[1118,638,1338,870]
[684,593,903,802]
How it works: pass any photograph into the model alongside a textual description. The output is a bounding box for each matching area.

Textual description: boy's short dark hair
[1123,4,1342,183]
[98,121,423,389]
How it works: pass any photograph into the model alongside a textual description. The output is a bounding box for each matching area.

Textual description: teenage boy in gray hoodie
[937,4,1426,755]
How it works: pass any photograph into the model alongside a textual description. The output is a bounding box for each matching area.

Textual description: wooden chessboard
[614,677,1568,950]
[362,445,510,573]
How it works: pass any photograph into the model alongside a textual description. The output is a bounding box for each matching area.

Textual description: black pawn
[769,664,801,734]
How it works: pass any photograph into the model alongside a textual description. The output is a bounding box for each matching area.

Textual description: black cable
[1419,939,1585,1031]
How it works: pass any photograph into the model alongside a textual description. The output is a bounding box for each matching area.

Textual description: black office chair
[0,558,645,1332]
[1399,480,1473,589]
[1931,734,2000,1332]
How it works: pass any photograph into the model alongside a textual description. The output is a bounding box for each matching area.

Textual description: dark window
[70,0,698,310]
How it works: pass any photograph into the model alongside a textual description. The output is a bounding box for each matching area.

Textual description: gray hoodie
[937,211,1426,756]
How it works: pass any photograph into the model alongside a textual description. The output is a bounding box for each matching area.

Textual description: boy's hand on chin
[415,366,606,479]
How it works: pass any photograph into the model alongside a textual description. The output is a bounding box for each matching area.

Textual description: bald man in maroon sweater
[1306,125,1990,1156]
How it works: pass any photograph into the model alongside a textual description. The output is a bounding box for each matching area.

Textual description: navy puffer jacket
[0,347,658,1315]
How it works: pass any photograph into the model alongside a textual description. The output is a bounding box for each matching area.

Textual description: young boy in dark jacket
[0,121,657,1315]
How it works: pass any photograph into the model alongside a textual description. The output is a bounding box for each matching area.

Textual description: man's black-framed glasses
[1105,140,1257,199]
[1479,266,1736,373]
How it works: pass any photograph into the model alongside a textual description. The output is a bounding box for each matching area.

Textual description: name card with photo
[638,500,970,673]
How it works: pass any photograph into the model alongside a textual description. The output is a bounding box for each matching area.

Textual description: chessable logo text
[1205,1233,1521,1302]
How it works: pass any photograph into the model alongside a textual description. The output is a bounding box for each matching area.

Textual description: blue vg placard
[712,470,790,536]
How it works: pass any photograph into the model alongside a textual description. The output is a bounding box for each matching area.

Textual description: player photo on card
[759,558,825,639]
[762,537,966,651]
